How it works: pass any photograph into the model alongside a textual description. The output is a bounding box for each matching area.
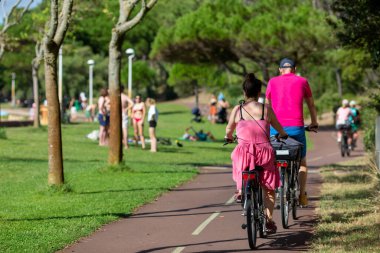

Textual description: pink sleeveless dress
[231,105,281,191]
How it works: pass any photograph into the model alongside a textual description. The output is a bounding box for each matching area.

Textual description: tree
[0,0,33,60]
[108,0,158,165]
[331,0,380,68]
[43,0,74,185]
[32,41,43,127]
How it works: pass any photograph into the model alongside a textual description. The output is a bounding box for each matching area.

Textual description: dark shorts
[149,120,157,128]
[98,113,110,127]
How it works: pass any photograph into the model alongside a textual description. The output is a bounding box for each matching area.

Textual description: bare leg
[122,127,129,149]
[138,122,145,149]
[99,125,105,146]
[299,158,307,198]
[149,127,157,152]
[133,120,138,146]
[264,188,275,220]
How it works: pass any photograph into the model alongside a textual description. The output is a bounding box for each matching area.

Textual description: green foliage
[361,89,380,150]
[331,0,380,67]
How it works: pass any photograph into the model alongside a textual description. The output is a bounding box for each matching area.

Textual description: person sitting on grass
[182,127,216,141]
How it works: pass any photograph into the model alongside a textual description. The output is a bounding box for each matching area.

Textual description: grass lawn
[312,157,380,252]
[0,103,233,253]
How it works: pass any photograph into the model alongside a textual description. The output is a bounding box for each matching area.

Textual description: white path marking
[172,247,185,253]
[225,195,235,205]
[308,156,323,162]
[192,212,221,235]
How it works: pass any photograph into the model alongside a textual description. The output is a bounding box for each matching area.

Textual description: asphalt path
[61,127,364,253]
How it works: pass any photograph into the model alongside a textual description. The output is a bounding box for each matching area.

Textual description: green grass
[0,103,233,253]
[312,158,380,252]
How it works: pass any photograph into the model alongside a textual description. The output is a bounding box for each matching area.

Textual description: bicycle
[224,139,267,249]
[337,124,351,157]
[271,126,316,229]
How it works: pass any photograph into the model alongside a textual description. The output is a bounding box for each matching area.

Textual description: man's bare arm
[305,97,318,129]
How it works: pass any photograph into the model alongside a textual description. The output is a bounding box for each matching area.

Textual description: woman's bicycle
[224,139,267,249]
[337,124,351,157]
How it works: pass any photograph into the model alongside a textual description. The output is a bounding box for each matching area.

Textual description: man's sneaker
[299,192,308,207]
[266,220,277,234]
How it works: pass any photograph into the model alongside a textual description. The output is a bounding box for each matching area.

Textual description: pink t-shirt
[336,107,351,125]
[266,73,312,127]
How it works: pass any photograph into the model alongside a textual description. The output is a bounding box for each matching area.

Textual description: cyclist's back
[266,73,311,127]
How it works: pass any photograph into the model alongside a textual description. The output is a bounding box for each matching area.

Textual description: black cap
[279,58,295,68]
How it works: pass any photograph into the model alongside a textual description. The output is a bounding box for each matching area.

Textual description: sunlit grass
[312,157,380,252]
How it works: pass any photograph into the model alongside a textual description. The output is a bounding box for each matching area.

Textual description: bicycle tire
[340,140,346,157]
[258,186,267,238]
[291,161,298,220]
[246,197,257,249]
[280,168,289,229]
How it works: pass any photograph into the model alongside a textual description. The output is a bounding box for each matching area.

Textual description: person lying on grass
[181,127,216,141]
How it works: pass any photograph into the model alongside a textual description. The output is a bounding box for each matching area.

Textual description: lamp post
[87,59,95,106]
[125,48,135,99]
[11,73,16,107]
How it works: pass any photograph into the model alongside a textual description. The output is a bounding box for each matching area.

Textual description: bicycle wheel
[246,195,257,249]
[291,162,298,220]
[258,186,267,238]
[340,139,346,157]
[280,167,290,229]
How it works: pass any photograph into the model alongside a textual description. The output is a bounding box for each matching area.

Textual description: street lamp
[125,48,135,99]
[87,59,95,106]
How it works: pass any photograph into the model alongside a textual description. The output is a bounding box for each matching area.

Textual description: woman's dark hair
[242,73,262,99]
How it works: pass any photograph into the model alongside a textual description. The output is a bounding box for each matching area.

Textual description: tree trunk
[194,81,199,109]
[108,32,123,164]
[45,49,64,185]
[32,61,40,128]
[335,68,343,98]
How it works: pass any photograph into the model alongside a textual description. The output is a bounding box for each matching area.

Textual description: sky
[0,0,43,23]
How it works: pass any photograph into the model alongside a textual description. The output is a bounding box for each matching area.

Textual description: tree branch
[45,0,59,42]
[118,0,139,24]
[53,0,74,46]
[117,0,157,34]
[1,0,33,33]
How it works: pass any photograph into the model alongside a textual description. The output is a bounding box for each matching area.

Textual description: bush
[362,89,380,151]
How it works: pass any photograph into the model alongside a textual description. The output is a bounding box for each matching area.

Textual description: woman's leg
[133,119,138,145]
[149,127,157,152]
[264,188,275,220]
[138,122,145,149]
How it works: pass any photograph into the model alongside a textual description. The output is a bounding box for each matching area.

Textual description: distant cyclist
[349,100,360,148]
[336,99,352,147]
[265,58,318,207]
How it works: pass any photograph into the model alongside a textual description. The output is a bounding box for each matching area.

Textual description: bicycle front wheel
[246,197,257,249]
[280,168,290,229]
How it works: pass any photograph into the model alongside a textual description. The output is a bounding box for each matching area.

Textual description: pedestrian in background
[147,98,158,152]
[132,95,146,149]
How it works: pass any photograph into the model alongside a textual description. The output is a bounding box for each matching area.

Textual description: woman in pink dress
[225,73,287,233]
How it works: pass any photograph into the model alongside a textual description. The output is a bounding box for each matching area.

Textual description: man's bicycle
[271,126,316,229]
[224,139,267,249]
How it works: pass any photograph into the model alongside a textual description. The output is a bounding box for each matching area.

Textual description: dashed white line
[225,195,235,205]
[172,246,185,253]
[192,212,221,235]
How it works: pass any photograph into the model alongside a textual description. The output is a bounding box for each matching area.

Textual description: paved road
[61,127,364,253]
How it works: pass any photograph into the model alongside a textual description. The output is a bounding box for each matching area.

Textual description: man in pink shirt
[266,58,318,207]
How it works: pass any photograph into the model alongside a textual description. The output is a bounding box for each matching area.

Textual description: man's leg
[299,158,308,207]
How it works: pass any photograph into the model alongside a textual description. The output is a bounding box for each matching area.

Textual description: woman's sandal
[266,219,277,234]
[234,192,242,203]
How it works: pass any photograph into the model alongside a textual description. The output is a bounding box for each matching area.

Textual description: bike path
[60,128,364,253]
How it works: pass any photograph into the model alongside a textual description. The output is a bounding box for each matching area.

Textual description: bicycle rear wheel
[258,186,267,238]
[280,168,290,229]
[291,162,298,220]
[246,196,257,249]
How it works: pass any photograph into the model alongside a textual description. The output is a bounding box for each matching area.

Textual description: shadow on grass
[324,173,373,184]
[323,210,373,223]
